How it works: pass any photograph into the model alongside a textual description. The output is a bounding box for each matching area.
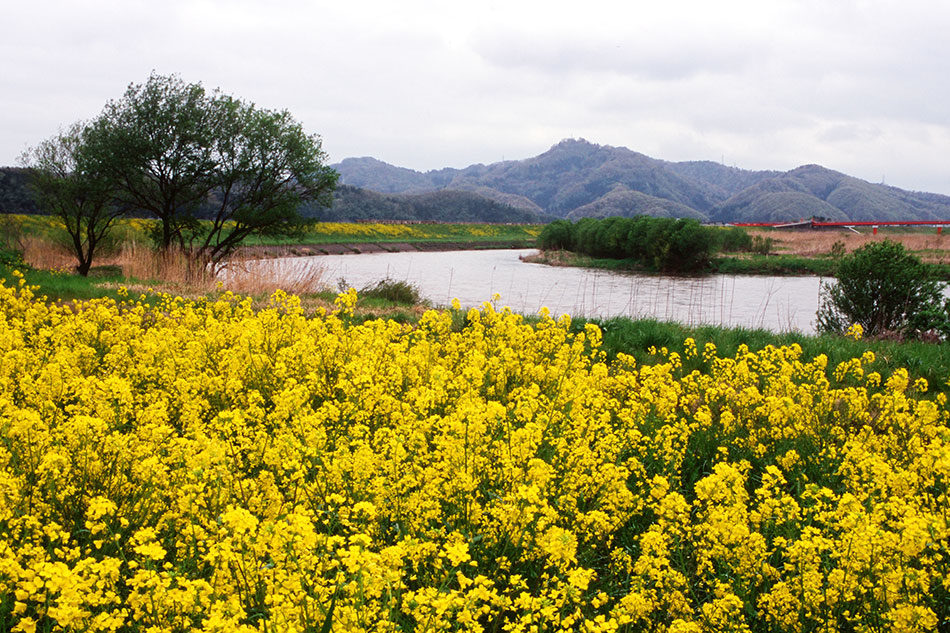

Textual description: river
[238,248,826,333]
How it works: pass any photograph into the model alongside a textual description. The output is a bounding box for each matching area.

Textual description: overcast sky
[4,0,950,193]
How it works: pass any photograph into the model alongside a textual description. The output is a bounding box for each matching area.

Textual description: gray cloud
[3,0,950,194]
[472,32,761,81]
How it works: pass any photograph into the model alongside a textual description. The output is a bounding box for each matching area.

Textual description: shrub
[750,234,774,255]
[830,240,846,259]
[0,215,25,267]
[816,239,944,337]
[537,219,574,250]
[0,246,24,269]
[659,218,714,272]
[712,226,753,252]
[359,277,423,305]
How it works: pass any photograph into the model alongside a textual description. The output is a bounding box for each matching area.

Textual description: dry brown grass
[113,241,212,286]
[519,250,581,266]
[218,258,328,297]
[752,229,950,263]
[19,235,330,300]
[9,234,426,318]
[114,243,330,298]
[19,235,77,272]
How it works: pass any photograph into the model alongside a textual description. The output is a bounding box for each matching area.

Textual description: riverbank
[234,238,536,259]
[5,259,950,394]
[521,248,840,276]
[523,247,950,279]
[6,256,950,428]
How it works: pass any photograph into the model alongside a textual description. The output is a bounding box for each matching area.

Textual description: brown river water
[237,249,826,333]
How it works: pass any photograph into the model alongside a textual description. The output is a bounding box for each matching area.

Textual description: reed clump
[13,234,330,299]
[19,234,77,272]
[358,277,423,305]
[221,259,327,297]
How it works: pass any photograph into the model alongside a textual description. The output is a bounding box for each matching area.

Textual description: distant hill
[335,140,950,223]
[663,161,782,202]
[709,165,950,223]
[566,186,706,221]
[300,185,551,223]
[0,168,547,224]
[333,157,436,193]
[337,140,719,218]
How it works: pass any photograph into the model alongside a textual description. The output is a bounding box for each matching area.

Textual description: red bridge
[731,219,950,229]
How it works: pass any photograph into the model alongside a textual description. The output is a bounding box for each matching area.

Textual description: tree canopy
[21,122,124,276]
[80,73,338,266]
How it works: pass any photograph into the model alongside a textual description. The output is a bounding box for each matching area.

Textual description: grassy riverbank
[7,214,950,390]
[0,258,431,321]
[242,221,541,246]
[567,314,950,395]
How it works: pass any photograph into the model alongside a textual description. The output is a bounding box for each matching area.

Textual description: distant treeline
[539,216,751,273]
[0,168,39,214]
[0,168,547,224]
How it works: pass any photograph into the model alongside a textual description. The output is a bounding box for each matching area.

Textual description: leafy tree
[21,123,124,276]
[816,240,944,337]
[643,217,676,269]
[662,218,714,272]
[194,96,337,265]
[538,220,575,250]
[82,73,338,267]
[597,216,627,258]
[572,217,600,257]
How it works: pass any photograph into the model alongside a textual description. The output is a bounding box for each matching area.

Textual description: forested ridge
[335,139,950,223]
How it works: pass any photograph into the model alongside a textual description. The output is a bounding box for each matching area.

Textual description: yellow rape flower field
[0,273,948,633]
[3,215,542,248]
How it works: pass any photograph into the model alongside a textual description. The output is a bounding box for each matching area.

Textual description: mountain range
[333,139,950,223]
[5,139,950,224]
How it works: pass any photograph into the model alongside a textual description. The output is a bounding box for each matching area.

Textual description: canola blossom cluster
[0,274,948,632]
[303,222,540,240]
[3,215,540,246]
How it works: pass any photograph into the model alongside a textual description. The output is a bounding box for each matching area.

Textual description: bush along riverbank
[538,216,727,273]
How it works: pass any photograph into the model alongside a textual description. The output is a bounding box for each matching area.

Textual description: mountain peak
[553,137,597,148]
